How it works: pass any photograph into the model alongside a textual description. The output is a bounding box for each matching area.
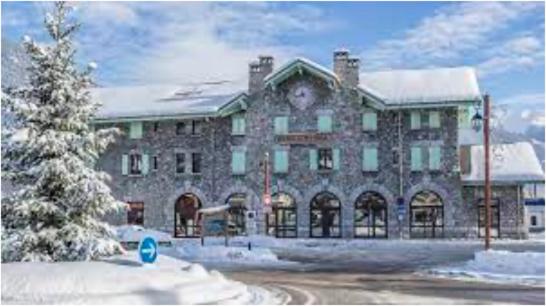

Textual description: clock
[288,84,315,110]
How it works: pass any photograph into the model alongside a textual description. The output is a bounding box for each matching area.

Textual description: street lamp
[472,94,492,250]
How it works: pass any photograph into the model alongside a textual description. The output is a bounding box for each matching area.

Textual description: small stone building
[92,50,544,239]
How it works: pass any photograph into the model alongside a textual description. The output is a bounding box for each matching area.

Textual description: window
[429,146,441,170]
[266,193,297,238]
[274,149,289,173]
[176,122,186,135]
[411,146,422,171]
[410,111,421,130]
[318,148,333,170]
[174,194,202,237]
[362,112,377,131]
[191,120,202,135]
[231,150,246,174]
[129,153,142,175]
[310,192,341,238]
[362,147,378,172]
[152,155,158,171]
[153,122,159,132]
[458,106,471,129]
[176,153,185,174]
[274,116,289,135]
[191,153,201,174]
[232,115,245,135]
[317,114,332,133]
[129,122,143,139]
[478,198,500,238]
[354,192,387,238]
[226,193,247,235]
[127,202,144,225]
[531,216,538,226]
[410,191,444,238]
[429,111,441,128]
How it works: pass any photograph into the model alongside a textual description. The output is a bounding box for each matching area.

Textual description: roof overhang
[264,58,340,90]
[462,179,545,187]
[92,92,248,123]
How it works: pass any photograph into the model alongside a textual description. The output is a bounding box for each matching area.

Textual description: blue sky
[2,1,544,132]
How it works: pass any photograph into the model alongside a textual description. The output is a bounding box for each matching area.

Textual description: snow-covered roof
[360,67,481,105]
[92,81,245,121]
[263,57,340,87]
[198,204,230,215]
[462,142,545,184]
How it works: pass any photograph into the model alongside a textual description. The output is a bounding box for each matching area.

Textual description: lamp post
[472,94,491,250]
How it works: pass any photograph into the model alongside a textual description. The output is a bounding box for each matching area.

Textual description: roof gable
[263,57,340,89]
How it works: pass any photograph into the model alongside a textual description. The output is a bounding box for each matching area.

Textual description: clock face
[288,84,314,110]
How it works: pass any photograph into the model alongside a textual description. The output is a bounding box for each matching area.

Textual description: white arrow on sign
[141,243,156,257]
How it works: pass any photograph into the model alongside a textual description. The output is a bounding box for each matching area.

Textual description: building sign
[276,133,331,144]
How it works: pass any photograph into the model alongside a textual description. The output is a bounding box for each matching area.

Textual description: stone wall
[96,70,522,239]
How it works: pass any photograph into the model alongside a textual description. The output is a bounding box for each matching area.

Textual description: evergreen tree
[1,2,125,262]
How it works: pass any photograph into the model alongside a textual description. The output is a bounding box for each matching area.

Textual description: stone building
[92,50,544,239]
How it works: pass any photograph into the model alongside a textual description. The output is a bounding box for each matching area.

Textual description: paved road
[220,241,545,304]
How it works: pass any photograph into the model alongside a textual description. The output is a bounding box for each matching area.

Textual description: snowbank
[115,225,172,243]
[1,252,282,304]
[177,244,279,264]
[430,250,545,286]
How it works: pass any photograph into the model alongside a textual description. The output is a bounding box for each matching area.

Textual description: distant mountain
[490,124,545,170]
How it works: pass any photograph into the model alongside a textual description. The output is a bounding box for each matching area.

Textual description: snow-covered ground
[429,250,545,286]
[1,251,285,305]
[115,225,172,243]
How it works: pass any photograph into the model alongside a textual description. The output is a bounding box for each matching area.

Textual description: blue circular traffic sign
[138,236,158,264]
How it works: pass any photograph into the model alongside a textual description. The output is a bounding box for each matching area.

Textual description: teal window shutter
[129,122,143,139]
[429,111,441,128]
[232,115,245,135]
[121,154,128,175]
[309,149,318,170]
[429,146,441,170]
[274,150,288,173]
[333,148,340,170]
[410,112,421,130]
[318,115,332,133]
[411,147,423,171]
[363,147,378,171]
[362,112,377,131]
[274,116,289,135]
[142,154,149,175]
[232,150,246,174]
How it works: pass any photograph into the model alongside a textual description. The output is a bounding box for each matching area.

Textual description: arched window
[310,192,341,238]
[410,190,444,238]
[354,192,388,238]
[174,193,202,237]
[226,193,247,236]
[267,193,297,238]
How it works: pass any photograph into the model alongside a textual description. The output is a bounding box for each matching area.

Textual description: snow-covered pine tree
[1,2,125,262]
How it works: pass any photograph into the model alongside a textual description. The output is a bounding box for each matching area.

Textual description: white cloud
[77,2,138,26]
[495,93,545,132]
[361,2,542,73]
[74,2,330,86]
[477,35,544,77]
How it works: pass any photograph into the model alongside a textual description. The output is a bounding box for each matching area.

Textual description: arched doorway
[410,190,444,238]
[354,192,388,238]
[267,193,297,238]
[226,193,247,236]
[174,193,202,238]
[310,192,341,238]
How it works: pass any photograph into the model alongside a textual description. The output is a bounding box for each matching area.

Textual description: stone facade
[96,53,528,239]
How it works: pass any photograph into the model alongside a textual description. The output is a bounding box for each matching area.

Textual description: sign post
[138,236,158,264]
[397,197,405,239]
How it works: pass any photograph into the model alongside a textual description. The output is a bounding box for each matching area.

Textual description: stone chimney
[248,55,274,94]
[333,49,360,87]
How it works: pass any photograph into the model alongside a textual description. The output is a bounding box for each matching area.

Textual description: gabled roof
[462,142,545,185]
[359,67,481,107]
[92,81,246,122]
[263,57,340,89]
